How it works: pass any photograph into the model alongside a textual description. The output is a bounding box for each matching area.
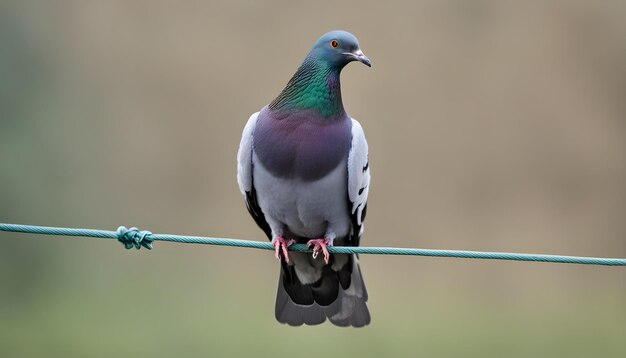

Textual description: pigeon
[237,30,371,327]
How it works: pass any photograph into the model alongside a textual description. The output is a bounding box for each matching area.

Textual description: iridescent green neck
[269,56,345,118]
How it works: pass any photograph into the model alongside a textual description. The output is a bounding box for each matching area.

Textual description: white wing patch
[236,112,259,194]
[347,118,370,230]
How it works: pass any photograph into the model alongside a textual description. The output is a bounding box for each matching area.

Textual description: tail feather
[275,281,326,326]
[328,288,371,327]
[274,254,369,327]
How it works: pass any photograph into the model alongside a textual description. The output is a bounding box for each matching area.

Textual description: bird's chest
[253,110,352,181]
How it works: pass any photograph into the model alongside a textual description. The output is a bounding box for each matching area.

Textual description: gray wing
[237,112,271,239]
[347,118,370,245]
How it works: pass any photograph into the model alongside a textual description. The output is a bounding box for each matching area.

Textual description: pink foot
[272,236,295,263]
[306,238,331,264]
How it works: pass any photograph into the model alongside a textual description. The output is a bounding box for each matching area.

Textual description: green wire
[1,222,625,266]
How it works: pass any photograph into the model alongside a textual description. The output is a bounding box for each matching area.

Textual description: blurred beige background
[1,1,625,357]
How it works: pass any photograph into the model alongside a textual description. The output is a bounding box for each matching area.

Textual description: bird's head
[308,30,371,69]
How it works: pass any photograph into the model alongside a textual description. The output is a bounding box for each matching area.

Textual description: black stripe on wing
[245,185,272,241]
[348,200,367,247]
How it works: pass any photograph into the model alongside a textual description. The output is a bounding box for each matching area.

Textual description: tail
[274,254,370,327]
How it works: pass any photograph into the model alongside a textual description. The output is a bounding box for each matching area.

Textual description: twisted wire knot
[116,226,153,250]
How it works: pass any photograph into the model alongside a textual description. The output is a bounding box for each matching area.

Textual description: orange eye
[330,40,339,48]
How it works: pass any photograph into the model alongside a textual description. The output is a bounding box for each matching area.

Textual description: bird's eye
[330,40,339,48]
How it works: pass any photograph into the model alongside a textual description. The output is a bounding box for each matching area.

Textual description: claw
[272,236,295,263]
[306,238,331,264]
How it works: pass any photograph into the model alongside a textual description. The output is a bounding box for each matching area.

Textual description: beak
[349,49,372,67]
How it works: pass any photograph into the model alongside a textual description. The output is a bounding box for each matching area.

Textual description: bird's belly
[252,154,350,239]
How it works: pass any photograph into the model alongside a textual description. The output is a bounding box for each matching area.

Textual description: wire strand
[1,222,625,266]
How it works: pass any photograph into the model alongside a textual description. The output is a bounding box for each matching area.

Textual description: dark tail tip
[274,255,369,327]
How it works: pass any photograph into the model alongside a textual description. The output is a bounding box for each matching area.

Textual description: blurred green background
[1,1,625,357]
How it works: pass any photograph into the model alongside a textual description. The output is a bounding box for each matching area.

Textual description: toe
[313,248,320,259]
[281,244,290,263]
[323,247,330,264]
[305,239,332,263]
[273,242,281,260]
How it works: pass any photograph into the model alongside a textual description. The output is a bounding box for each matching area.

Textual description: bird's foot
[306,238,331,264]
[272,236,295,263]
